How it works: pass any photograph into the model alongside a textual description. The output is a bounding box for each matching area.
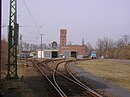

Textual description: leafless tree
[96,39,104,57]
[116,38,125,48]
[116,35,130,48]
[96,37,114,58]
[86,43,93,54]
[122,35,129,46]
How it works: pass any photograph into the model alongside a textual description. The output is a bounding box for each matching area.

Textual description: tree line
[96,35,130,59]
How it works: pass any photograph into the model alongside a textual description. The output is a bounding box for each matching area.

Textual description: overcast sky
[2,0,130,46]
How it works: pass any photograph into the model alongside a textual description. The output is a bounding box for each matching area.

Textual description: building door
[71,51,77,58]
[52,51,58,58]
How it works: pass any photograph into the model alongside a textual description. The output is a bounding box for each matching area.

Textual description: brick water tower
[60,29,67,48]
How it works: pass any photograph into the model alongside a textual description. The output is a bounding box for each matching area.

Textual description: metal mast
[6,0,19,79]
[19,34,23,55]
[40,34,43,59]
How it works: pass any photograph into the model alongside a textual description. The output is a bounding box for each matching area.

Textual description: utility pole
[19,34,23,57]
[82,38,84,46]
[40,34,43,59]
[0,0,2,80]
[6,0,19,79]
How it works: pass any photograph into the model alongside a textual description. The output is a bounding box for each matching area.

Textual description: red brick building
[59,29,87,58]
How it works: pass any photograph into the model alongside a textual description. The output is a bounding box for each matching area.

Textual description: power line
[19,25,42,28]
[21,0,42,34]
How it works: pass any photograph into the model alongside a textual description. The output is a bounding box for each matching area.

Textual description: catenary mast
[6,0,19,79]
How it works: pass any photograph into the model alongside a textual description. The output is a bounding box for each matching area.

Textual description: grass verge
[77,59,130,90]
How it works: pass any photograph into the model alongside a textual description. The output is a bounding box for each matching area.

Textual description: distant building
[37,49,58,58]
[59,29,87,58]
[37,41,58,58]
[37,29,87,59]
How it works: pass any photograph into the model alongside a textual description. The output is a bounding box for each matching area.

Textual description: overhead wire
[21,0,42,34]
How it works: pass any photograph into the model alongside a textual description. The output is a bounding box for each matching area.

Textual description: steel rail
[53,60,102,97]
[30,60,66,97]
[52,69,67,97]
[26,59,102,97]
[52,61,72,97]
[65,62,102,97]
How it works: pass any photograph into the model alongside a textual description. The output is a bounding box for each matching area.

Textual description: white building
[37,49,58,58]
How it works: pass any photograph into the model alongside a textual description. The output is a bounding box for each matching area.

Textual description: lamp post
[40,34,43,59]
[40,34,42,59]
[28,32,44,59]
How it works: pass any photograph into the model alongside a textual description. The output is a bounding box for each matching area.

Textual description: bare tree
[116,35,130,48]
[96,35,130,59]
[86,43,93,54]
[96,39,104,57]
[122,35,129,46]
[116,38,125,48]
[96,37,114,58]
[102,37,114,50]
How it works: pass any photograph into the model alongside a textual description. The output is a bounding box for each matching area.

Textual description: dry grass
[3,80,35,97]
[1,60,35,97]
[77,59,130,90]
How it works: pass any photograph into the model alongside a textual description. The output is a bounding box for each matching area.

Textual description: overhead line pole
[40,34,43,59]
[6,0,19,79]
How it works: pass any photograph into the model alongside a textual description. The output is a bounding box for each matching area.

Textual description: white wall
[37,51,44,58]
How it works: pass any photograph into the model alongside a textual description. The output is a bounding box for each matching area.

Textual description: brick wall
[59,29,87,57]
[59,45,86,56]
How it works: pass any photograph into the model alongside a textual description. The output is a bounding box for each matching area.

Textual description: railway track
[27,58,102,97]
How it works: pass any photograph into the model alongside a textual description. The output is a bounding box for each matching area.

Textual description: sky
[2,0,130,47]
